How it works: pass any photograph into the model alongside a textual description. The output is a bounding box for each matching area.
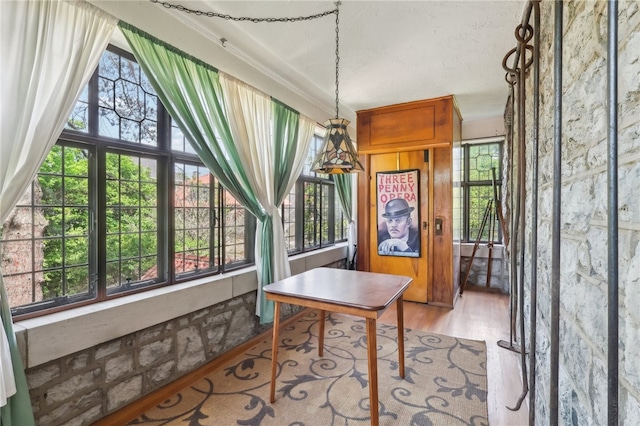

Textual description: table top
[263,268,412,311]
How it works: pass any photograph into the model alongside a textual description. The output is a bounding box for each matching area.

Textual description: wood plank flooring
[95,287,528,425]
[378,287,529,426]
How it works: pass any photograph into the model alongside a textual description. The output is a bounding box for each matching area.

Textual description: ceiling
[98,0,526,124]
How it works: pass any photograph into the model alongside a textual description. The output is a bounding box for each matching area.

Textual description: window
[1,46,251,318]
[1,145,94,309]
[281,184,297,252]
[105,152,159,290]
[279,134,345,253]
[302,181,334,249]
[459,140,503,243]
[1,46,342,318]
[173,162,217,276]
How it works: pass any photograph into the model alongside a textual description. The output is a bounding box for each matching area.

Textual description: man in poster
[378,198,420,257]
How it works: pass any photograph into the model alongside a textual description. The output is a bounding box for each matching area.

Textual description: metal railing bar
[528,1,541,424]
[550,1,564,424]
[607,0,619,424]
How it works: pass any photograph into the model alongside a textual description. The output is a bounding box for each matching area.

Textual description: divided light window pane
[1,145,93,312]
[302,182,319,249]
[2,45,340,318]
[302,134,328,179]
[105,153,159,290]
[171,121,198,155]
[66,85,89,133]
[321,185,331,245]
[174,162,217,276]
[468,144,501,181]
[223,192,246,266]
[98,49,158,146]
[282,186,296,252]
[463,141,503,243]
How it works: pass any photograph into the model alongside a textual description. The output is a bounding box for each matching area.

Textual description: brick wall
[518,1,639,423]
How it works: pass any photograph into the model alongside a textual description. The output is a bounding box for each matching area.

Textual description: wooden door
[368,151,429,302]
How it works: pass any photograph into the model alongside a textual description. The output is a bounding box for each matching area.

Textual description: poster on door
[376,169,420,258]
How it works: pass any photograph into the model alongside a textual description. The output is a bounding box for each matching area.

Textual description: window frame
[3,46,253,319]
[3,44,345,320]
[284,133,342,254]
[460,139,504,244]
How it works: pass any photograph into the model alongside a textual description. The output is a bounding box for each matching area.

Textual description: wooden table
[264,267,412,426]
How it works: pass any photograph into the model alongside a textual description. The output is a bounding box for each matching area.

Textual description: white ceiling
[96,0,526,124]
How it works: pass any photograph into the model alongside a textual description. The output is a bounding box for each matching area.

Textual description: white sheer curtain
[282,117,316,201]
[218,72,315,317]
[218,73,275,319]
[0,0,116,416]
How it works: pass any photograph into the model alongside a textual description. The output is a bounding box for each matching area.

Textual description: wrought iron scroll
[501,0,537,414]
[503,1,620,423]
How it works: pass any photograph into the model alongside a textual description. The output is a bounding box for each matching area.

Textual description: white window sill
[14,244,348,368]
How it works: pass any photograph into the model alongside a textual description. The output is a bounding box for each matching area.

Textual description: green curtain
[334,174,356,268]
[255,100,301,322]
[273,101,300,202]
[119,24,261,211]
[119,23,316,324]
[118,23,270,290]
[334,175,353,224]
[1,276,34,426]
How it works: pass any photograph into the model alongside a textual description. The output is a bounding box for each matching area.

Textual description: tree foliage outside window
[104,152,158,288]
[460,141,503,243]
[302,181,333,249]
[38,145,91,300]
[279,133,346,254]
[1,45,343,318]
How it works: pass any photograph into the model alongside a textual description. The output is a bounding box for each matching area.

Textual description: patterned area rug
[129,311,488,425]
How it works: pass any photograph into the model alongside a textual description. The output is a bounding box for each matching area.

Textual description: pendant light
[311,2,363,174]
[150,0,361,173]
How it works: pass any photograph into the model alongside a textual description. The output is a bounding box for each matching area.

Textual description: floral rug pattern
[129,311,488,425]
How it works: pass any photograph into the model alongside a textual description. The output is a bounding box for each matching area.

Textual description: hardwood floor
[378,287,529,426]
[96,287,528,425]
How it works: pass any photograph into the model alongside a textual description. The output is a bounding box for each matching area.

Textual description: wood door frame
[358,150,435,303]
[356,96,461,308]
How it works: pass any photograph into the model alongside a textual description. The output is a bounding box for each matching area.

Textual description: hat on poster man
[381,199,415,218]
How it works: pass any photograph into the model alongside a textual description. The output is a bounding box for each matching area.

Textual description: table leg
[270,301,281,403]
[318,310,326,357]
[396,296,405,378]
[366,317,379,426]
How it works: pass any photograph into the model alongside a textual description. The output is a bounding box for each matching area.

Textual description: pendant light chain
[149,0,337,23]
[151,0,361,174]
[150,0,343,118]
[334,2,341,119]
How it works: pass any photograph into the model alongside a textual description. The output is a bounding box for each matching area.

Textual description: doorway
[367,151,430,302]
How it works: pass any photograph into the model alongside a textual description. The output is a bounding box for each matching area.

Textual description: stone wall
[25,259,346,426]
[516,1,639,424]
[459,255,508,293]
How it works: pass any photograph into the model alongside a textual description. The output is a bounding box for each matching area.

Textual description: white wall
[462,116,505,140]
